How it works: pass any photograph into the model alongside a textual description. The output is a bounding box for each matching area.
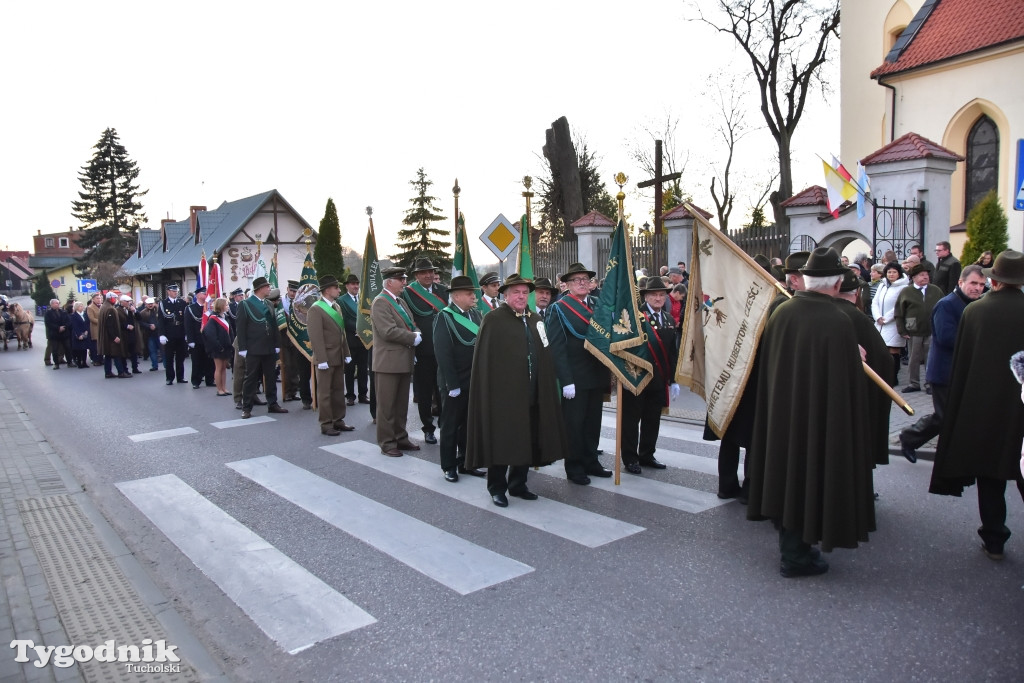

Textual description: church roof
[780,186,828,208]
[663,203,713,220]
[570,210,615,228]
[872,0,1024,78]
[860,132,963,165]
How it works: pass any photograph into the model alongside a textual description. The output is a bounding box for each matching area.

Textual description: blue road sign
[77,279,98,293]
[1015,139,1024,211]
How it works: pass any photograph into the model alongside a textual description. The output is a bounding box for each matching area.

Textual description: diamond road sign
[480,213,520,262]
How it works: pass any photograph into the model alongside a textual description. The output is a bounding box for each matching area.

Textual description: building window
[965,115,999,217]
[44,237,54,248]
[58,237,69,248]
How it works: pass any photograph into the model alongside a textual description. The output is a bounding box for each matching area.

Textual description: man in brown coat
[370,265,421,456]
[98,292,130,378]
[307,275,355,436]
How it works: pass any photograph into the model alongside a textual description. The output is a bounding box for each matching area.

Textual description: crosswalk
[118,422,740,654]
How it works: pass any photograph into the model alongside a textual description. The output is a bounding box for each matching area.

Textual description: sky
[1,0,839,265]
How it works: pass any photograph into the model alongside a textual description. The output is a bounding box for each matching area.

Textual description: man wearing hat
[769,251,809,316]
[307,275,355,435]
[185,286,215,389]
[371,265,422,456]
[466,274,568,506]
[237,276,288,419]
[98,292,130,378]
[401,257,449,444]
[548,262,612,485]
[280,279,302,401]
[157,284,189,385]
[930,250,1024,561]
[138,297,161,371]
[747,247,876,577]
[621,277,678,475]
[533,277,557,320]
[340,273,369,405]
[226,287,244,337]
[433,275,486,481]
[894,262,943,393]
[118,294,142,374]
[282,280,299,315]
[478,272,501,313]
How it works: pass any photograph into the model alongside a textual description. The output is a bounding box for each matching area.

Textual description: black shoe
[166,380,174,385]
[925,386,932,395]
[241,410,251,419]
[282,394,299,402]
[150,367,159,371]
[718,486,743,500]
[252,397,268,406]
[346,398,356,406]
[899,436,917,464]
[423,431,437,444]
[177,379,187,384]
[193,384,201,389]
[444,469,459,483]
[981,543,1004,561]
[509,489,538,500]
[639,457,667,469]
[780,557,829,578]
[491,493,509,507]
[358,397,371,404]
[457,466,486,478]
[568,474,591,486]
[586,466,613,478]
[901,385,920,393]
[624,462,642,475]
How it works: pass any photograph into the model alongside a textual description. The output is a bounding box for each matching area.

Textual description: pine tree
[391,168,451,274]
[32,271,56,309]
[313,198,347,280]
[71,128,149,270]
[960,190,1009,265]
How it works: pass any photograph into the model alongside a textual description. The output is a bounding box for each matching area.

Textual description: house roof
[122,189,315,276]
[2,255,33,280]
[780,186,829,208]
[872,0,1024,79]
[860,132,963,166]
[663,203,714,220]
[570,210,615,228]
[28,256,78,271]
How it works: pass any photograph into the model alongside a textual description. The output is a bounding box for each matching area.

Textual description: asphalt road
[2,321,1022,682]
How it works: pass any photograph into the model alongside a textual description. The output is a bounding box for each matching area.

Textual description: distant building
[27,227,89,302]
[0,251,33,296]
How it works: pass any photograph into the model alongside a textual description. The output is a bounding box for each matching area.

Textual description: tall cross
[636,140,681,270]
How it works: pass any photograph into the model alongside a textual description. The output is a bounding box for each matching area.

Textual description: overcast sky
[1,0,838,265]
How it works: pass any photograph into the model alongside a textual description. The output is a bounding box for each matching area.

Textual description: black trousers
[164,337,187,382]
[189,343,215,386]
[620,386,665,464]
[562,387,604,476]
[125,342,140,372]
[900,384,949,450]
[779,526,816,566]
[345,341,369,400]
[243,352,279,409]
[487,466,529,496]
[977,475,1024,551]
[368,349,377,419]
[413,353,439,433]
[439,390,468,471]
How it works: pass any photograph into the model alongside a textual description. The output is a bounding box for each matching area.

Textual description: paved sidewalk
[0,378,224,682]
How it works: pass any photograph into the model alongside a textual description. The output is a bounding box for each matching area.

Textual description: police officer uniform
[157,284,189,385]
[185,286,215,388]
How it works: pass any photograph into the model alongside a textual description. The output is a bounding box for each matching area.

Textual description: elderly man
[43,298,69,369]
[747,247,875,577]
[185,286,215,389]
[533,277,556,320]
[157,284,189,385]
[548,262,611,486]
[340,274,369,405]
[118,294,141,374]
[930,250,1024,560]
[307,275,354,436]
[466,274,567,506]
[769,251,809,315]
[401,257,448,444]
[894,263,943,393]
[237,276,287,419]
[899,265,986,462]
[98,292,130,378]
[371,265,421,456]
[137,297,161,371]
[478,272,501,313]
[433,275,485,482]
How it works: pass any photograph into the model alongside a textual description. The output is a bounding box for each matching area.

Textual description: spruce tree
[960,190,1009,264]
[32,271,56,309]
[391,168,451,274]
[71,128,149,270]
[313,198,346,280]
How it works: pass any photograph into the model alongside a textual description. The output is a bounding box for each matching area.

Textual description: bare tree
[693,0,841,235]
[628,113,690,213]
[707,76,750,232]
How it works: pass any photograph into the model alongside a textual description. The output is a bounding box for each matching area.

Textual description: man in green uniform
[401,257,448,444]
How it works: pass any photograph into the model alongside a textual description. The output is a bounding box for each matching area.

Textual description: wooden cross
[636,140,682,236]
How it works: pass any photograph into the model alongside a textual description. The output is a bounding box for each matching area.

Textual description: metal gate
[873,199,925,262]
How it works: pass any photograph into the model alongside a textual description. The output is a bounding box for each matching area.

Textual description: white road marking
[601,414,712,445]
[597,438,728,477]
[211,415,276,429]
[116,473,376,653]
[128,426,198,442]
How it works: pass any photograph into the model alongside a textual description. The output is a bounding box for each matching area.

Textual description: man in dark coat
[98,292,130,378]
[185,287,214,387]
[340,274,369,405]
[767,251,809,316]
[931,241,961,294]
[899,265,987,462]
[43,299,69,369]
[401,257,449,444]
[547,262,612,485]
[466,274,568,507]
[929,250,1024,561]
[747,247,875,578]
[433,275,486,482]
[237,277,287,419]
[157,284,189,385]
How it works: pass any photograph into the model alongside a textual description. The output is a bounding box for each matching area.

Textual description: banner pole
[614,381,622,485]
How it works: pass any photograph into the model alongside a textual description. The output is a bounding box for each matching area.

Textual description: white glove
[317,362,328,370]
[188,342,195,349]
[345,356,352,364]
[670,383,681,401]
[238,350,247,358]
[413,331,422,346]
[562,384,576,400]
[275,347,280,354]
[448,388,461,398]
[159,335,168,345]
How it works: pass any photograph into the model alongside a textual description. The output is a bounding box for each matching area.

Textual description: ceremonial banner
[516,214,536,310]
[286,250,318,360]
[451,212,490,317]
[269,249,279,289]
[676,205,778,437]
[584,218,652,394]
[356,219,382,349]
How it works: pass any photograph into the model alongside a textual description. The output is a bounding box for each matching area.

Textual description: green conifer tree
[960,190,1009,265]
[32,271,56,309]
[391,168,451,274]
[313,198,347,280]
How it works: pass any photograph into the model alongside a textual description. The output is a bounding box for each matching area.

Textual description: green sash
[441,305,479,335]
[313,299,346,330]
[406,282,446,314]
[378,292,415,330]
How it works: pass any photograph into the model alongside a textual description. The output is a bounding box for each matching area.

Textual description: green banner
[356,220,382,349]
[452,212,490,317]
[584,218,653,395]
[516,213,535,310]
[286,249,317,360]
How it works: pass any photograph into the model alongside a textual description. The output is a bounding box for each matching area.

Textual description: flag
[676,205,779,437]
[822,160,858,218]
[286,249,317,360]
[515,214,536,310]
[856,162,871,220]
[252,241,268,285]
[198,250,208,291]
[356,218,382,350]
[208,260,222,301]
[268,249,279,289]
[831,154,853,182]
[583,218,653,395]
[451,212,490,316]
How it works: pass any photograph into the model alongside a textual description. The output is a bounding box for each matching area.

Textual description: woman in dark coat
[69,301,91,369]
[203,297,234,395]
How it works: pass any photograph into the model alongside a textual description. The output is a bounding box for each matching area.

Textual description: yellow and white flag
[676,205,779,438]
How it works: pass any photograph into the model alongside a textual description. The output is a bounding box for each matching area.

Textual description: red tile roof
[860,132,963,166]
[570,210,615,227]
[663,203,714,220]
[781,186,828,208]
[872,0,1024,78]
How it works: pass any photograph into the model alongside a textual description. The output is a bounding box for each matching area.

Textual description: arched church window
[965,115,998,217]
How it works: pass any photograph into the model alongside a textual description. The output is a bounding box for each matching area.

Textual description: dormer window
[58,237,69,248]
[45,237,54,248]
